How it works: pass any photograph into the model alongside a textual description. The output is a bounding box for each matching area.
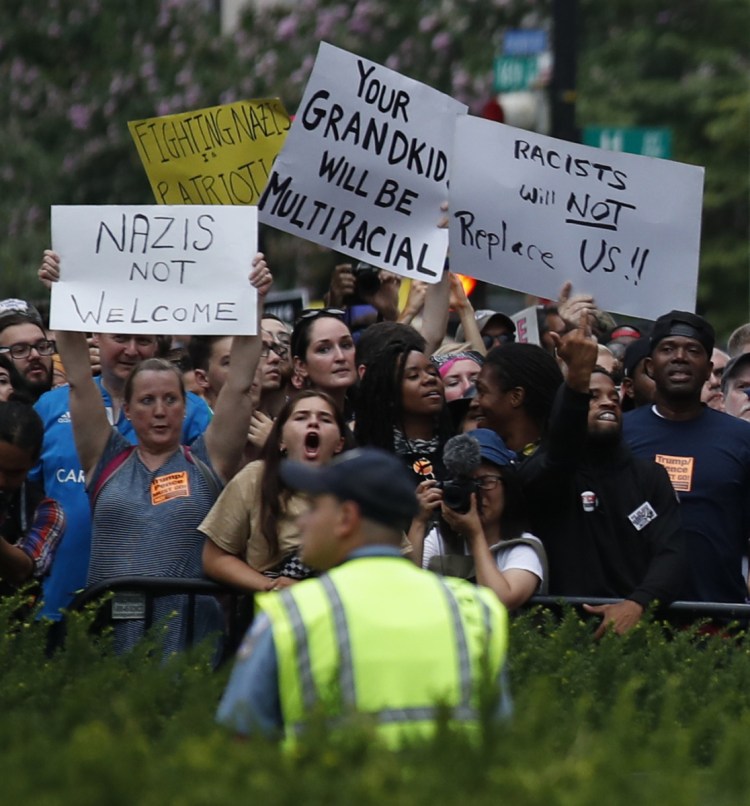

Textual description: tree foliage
[1,0,747,334]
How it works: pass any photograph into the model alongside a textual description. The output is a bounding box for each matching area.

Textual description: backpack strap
[427,535,549,595]
[90,446,137,508]
[179,445,222,500]
[490,537,549,595]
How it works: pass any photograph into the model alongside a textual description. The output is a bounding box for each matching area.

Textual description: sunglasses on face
[482,333,515,349]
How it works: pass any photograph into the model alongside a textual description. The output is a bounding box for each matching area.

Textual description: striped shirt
[87,430,223,656]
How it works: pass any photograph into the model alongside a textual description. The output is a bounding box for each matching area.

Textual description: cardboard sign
[510,305,541,345]
[258,42,467,283]
[128,99,290,205]
[50,205,258,336]
[449,118,705,320]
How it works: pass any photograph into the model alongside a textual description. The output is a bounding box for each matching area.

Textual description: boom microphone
[442,434,482,480]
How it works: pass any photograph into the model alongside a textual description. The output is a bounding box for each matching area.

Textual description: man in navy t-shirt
[623,311,750,603]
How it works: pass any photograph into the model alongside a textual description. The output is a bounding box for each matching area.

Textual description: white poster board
[449,118,705,320]
[258,42,467,283]
[50,205,258,335]
[510,305,541,345]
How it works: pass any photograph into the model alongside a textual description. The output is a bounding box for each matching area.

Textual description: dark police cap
[649,310,714,357]
[280,448,418,528]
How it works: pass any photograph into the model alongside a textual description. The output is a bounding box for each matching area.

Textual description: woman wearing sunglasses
[290,309,357,414]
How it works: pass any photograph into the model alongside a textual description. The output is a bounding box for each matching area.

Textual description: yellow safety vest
[258,555,509,747]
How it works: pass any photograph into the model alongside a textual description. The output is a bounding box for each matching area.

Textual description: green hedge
[2,599,749,805]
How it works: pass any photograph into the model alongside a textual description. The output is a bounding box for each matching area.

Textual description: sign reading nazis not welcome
[50,205,258,336]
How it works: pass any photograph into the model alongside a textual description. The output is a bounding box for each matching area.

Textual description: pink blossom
[184,86,202,107]
[10,59,25,82]
[176,67,192,87]
[432,32,452,52]
[419,14,439,33]
[277,15,298,41]
[68,103,91,131]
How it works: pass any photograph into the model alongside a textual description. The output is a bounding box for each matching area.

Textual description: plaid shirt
[14,497,65,578]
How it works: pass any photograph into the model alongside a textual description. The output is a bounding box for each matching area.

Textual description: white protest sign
[50,205,258,335]
[449,118,705,319]
[511,305,540,345]
[258,42,467,283]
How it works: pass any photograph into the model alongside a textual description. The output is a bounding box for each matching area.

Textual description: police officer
[217,448,510,746]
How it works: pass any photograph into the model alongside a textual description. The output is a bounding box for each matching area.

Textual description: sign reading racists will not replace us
[449,118,705,320]
[50,205,258,336]
[259,42,467,283]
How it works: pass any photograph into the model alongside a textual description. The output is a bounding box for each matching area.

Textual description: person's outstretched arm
[204,254,273,483]
[38,250,111,480]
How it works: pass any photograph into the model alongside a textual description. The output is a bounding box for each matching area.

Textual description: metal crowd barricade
[526,595,750,621]
[67,576,255,660]
[65,580,750,664]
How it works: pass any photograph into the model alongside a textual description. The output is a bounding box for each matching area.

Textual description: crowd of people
[1,246,750,741]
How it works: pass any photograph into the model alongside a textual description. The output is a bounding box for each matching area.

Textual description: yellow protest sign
[128,99,291,206]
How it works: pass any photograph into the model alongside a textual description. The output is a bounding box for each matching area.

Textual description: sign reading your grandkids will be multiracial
[258,42,467,283]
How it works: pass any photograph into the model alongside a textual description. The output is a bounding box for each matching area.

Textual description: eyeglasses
[260,342,288,359]
[475,474,503,491]
[482,333,515,349]
[0,339,56,359]
[295,308,346,325]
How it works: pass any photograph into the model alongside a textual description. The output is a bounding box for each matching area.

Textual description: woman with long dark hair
[354,339,454,484]
[290,310,357,413]
[200,391,349,592]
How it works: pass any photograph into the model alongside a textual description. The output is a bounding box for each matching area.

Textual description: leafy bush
[2,596,750,804]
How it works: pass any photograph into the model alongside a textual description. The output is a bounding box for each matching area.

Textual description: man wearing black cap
[623,310,750,603]
[0,299,55,401]
[217,448,509,745]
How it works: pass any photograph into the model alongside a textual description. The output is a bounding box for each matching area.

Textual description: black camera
[352,261,381,299]
[438,478,480,514]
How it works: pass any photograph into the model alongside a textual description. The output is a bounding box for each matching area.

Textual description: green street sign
[583,126,673,159]
[494,55,541,93]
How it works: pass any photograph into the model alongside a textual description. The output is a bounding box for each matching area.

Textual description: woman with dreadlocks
[354,339,455,486]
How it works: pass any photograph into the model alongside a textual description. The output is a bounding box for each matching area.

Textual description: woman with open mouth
[200,391,350,593]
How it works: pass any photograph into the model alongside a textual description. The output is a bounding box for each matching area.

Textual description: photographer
[408,429,546,610]
[324,262,401,342]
